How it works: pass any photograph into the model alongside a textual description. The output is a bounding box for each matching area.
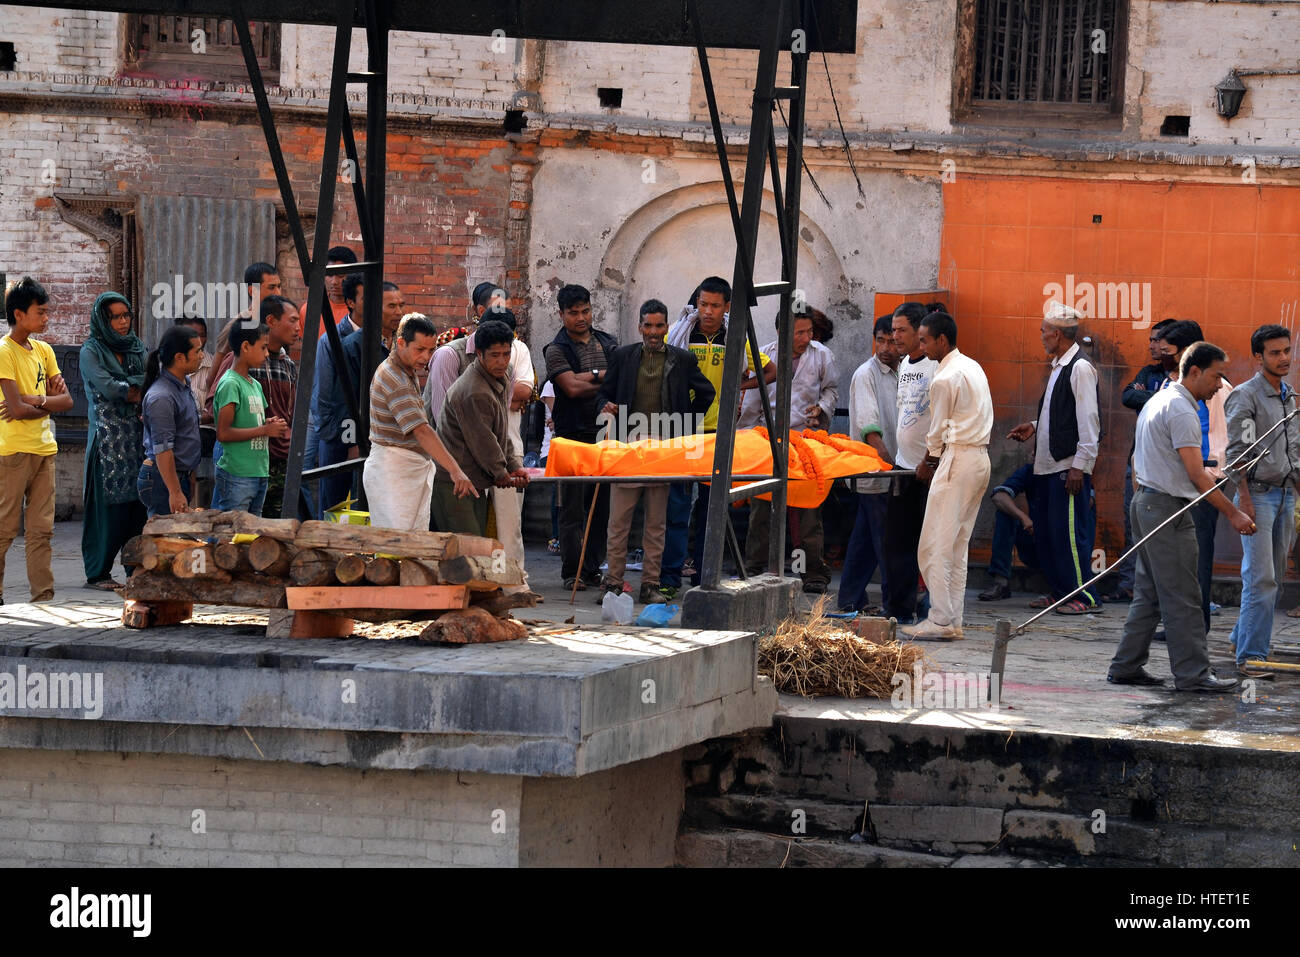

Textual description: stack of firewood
[121,510,536,642]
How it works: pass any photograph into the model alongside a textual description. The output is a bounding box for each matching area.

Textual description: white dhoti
[363,442,435,532]
[916,443,991,630]
[491,485,529,592]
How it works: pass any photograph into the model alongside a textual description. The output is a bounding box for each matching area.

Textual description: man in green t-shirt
[211,321,288,515]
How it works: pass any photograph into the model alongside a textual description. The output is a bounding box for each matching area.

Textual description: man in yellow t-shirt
[0,278,74,602]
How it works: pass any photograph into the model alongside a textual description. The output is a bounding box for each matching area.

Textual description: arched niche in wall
[595,181,852,345]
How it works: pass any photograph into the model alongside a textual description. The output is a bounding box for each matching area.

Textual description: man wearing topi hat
[1008,300,1102,614]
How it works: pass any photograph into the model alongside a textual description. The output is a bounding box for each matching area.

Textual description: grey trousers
[1109,489,1212,688]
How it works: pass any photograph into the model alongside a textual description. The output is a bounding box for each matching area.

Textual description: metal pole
[700,0,786,589]
[281,0,356,519]
[1011,406,1300,637]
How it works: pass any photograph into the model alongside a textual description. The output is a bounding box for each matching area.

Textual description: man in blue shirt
[139,325,205,516]
[311,272,363,515]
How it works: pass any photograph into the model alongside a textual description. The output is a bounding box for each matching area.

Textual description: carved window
[124,15,279,85]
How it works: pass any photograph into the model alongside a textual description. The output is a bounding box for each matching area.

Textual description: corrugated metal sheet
[137,195,276,349]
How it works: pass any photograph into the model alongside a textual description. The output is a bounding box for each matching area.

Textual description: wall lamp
[1216,67,1300,120]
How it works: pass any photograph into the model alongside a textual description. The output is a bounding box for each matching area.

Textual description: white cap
[1043,299,1083,327]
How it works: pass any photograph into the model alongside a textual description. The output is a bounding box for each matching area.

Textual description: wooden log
[285,584,470,611]
[170,544,230,581]
[398,559,440,587]
[438,554,524,590]
[122,599,193,629]
[290,548,340,587]
[122,572,287,608]
[231,511,301,542]
[335,554,368,585]
[363,557,400,586]
[470,588,542,618]
[294,520,500,561]
[266,608,354,639]
[140,537,206,573]
[248,537,296,577]
[418,606,527,644]
[121,535,145,568]
[213,542,252,574]
[142,510,235,537]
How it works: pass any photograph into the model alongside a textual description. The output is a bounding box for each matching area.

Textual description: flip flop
[1055,598,1098,615]
[1028,595,1053,609]
[1288,605,1300,618]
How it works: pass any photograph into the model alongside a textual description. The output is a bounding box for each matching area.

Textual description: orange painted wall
[941,175,1300,571]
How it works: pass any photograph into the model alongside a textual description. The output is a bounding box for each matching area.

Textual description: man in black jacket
[596,299,715,605]
[543,284,619,590]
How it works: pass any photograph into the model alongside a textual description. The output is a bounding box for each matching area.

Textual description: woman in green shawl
[81,292,149,588]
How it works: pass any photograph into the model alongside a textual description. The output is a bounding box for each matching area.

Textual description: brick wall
[0,7,122,75]
[0,108,521,345]
[0,748,520,866]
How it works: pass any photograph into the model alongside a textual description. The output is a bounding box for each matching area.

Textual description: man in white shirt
[883,302,939,623]
[1008,301,1101,614]
[838,314,899,613]
[904,312,993,640]
[742,309,838,591]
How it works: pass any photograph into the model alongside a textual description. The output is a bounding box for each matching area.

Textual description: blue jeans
[661,482,694,588]
[317,435,356,517]
[302,412,321,519]
[1230,486,1294,665]
[988,510,1039,580]
[212,468,268,515]
[838,492,888,611]
[137,462,193,518]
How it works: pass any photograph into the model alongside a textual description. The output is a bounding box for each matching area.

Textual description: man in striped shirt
[362,314,475,531]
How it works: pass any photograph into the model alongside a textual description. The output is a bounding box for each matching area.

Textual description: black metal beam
[699,0,787,590]
[23,0,858,51]
[280,0,355,519]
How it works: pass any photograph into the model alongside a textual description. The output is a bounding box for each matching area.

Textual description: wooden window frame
[951,0,1127,130]
[122,14,280,85]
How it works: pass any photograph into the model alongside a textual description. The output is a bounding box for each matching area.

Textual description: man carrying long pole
[1107,342,1254,693]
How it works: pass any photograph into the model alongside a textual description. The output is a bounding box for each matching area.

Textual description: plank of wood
[122,573,287,608]
[334,554,368,585]
[248,537,296,576]
[285,585,470,611]
[213,542,252,574]
[364,557,400,586]
[438,554,524,590]
[418,606,527,644]
[142,510,235,537]
[266,608,354,639]
[122,599,193,629]
[398,559,440,587]
[231,511,301,542]
[294,520,500,561]
[290,548,340,586]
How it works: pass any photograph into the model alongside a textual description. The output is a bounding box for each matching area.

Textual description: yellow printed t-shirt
[0,335,60,456]
[688,325,771,432]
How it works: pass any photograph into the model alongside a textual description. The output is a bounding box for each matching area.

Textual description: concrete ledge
[680,574,799,632]
[0,620,776,777]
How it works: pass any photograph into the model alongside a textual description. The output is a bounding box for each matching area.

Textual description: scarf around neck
[86,291,147,387]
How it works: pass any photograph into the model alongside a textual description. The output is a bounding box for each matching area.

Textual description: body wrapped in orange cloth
[544,427,891,508]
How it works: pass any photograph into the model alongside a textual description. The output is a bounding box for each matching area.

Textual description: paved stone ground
[5,521,1300,752]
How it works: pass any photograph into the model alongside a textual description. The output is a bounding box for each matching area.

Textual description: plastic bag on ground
[601,590,635,625]
[635,603,680,627]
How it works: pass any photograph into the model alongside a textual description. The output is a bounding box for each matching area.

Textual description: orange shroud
[544,427,891,508]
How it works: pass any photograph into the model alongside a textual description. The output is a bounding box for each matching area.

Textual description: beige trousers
[0,451,56,601]
[916,444,990,629]
[605,483,668,587]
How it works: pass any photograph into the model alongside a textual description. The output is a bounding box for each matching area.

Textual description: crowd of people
[1,264,1296,693]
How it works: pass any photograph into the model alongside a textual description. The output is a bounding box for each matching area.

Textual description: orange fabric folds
[544,428,891,508]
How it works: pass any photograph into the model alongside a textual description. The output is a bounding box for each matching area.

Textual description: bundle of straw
[758,595,929,699]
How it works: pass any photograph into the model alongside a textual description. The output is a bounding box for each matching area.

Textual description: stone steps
[674,714,1300,867]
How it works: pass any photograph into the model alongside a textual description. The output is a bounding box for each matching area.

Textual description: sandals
[87,579,123,592]
[1028,595,1053,609]
[1055,598,1100,615]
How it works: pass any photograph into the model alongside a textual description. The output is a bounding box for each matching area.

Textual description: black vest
[1037,350,1098,464]
[545,327,618,440]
